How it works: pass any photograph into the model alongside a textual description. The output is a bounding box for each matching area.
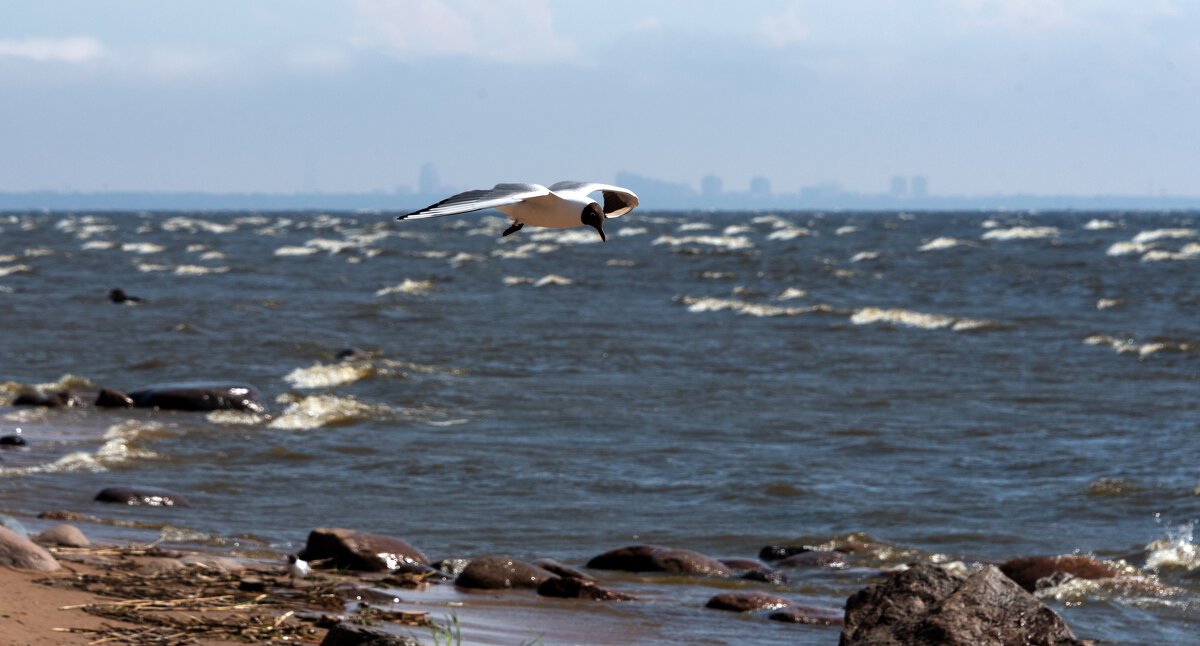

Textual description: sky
[1,0,1197,197]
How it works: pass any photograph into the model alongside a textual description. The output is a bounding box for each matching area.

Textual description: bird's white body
[397,181,639,241]
[288,554,311,581]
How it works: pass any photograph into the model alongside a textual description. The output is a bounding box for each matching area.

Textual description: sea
[1,208,1199,645]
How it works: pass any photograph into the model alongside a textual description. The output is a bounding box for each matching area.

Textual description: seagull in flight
[397,181,639,241]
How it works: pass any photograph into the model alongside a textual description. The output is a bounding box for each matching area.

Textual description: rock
[760,544,812,561]
[95,388,135,408]
[0,434,29,447]
[650,549,735,577]
[720,558,767,571]
[586,544,667,571]
[239,577,266,592]
[12,391,85,407]
[705,591,791,612]
[455,556,556,590]
[128,382,267,414]
[35,523,89,548]
[38,510,90,521]
[531,557,593,581]
[998,555,1125,593]
[778,550,848,568]
[95,486,190,507]
[319,621,422,646]
[537,576,636,601]
[769,605,844,626]
[840,563,1085,646]
[298,528,429,572]
[434,558,470,577]
[742,567,789,584]
[0,526,60,571]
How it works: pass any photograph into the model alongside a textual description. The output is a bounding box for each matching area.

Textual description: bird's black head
[580,202,606,242]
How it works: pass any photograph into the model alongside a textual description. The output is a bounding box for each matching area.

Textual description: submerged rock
[760,544,812,561]
[298,528,428,572]
[531,557,593,581]
[12,391,85,407]
[95,486,190,507]
[778,549,848,568]
[998,555,1125,593]
[128,382,267,414]
[769,605,844,626]
[455,556,556,590]
[586,544,733,577]
[95,387,135,408]
[537,576,636,601]
[0,434,29,447]
[706,591,791,612]
[0,526,60,571]
[840,563,1085,646]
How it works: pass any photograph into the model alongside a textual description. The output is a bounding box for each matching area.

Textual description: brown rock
[95,388,135,408]
[128,382,267,414]
[95,486,190,507]
[840,563,1085,646]
[35,523,89,548]
[12,391,85,407]
[769,605,845,626]
[537,576,636,601]
[298,528,429,572]
[998,555,1124,593]
[0,526,60,571]
[586,544,667,571]
[650,549,735,577]
[531,557,593,581]
[706,591,791,612]
[778,550,848,568]
[455,556,556,590]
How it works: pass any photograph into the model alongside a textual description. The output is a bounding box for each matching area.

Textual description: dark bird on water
[108,288,143,304]
[397,181,639,241]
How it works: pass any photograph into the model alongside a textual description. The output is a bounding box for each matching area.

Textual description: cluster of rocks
[6,381,268,414]
[0,514,1121,645]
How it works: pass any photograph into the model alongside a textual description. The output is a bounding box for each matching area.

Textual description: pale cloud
[136,47,232,79]
[353,0,575,63]
[0,36,105,63]
[758,3,810,47]
[286,45,354,73]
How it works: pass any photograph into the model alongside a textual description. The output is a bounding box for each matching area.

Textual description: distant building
[749,175,771,198]
[889,175,907,198]
[701,174,724,197]
[910,175,928,199]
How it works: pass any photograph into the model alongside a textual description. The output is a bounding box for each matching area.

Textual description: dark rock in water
[720,558,767,571]
[778,549,848,568]
[0,434,28,447]
[586,544,668,571]
[335,347,369,361]
[742,567,789,584]
[320,621,422,646]
[95,388,135,408]
[769,605,844,626]
[38,510,90,521]
[840,563,1085,646]
[35,523,90,548]
[537,576,636,601]
[998,555,1125,593]
[299,528,429,572]
[434,558,470,577]
[94,486,190,507]
[455,556,556,590]
[128,382,267,414]
[650,549,735,577]
[531,557,593,581]
[760,544,812,561]
[0,526,60,571]
[109,288,143,304]
[706,591,792,612]
[12,391,85,408]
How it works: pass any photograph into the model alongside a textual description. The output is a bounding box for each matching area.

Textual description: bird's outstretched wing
[397,183,550,220]
[548,182,640,218]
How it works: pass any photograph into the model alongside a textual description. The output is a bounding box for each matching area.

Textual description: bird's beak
[591,221,606,242]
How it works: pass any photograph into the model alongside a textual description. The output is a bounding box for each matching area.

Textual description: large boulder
[12,391,86,407]
[298,528,429,572]
[585,545,732,577]
[536,576,636,601]
[586,544,667,571]
[840,563,1085,646]
[706,591,791,612]
[95,486,190,507]
[0,526,60,571]
[455,556,556,590]
[127,382,267,414]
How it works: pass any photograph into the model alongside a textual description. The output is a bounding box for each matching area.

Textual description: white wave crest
[777,287,807,300]
[850,251,879,262]
[122,242,166,254]
[767,227,814,241]
[284,361,375,389]
[1145,523,1200,572]
[174,265,230,275]
[534,274,574,287]
[274,246,320,256]
[529,229,605,244]
[678,296,821,317]
[161,216,237,234]
[851,307,992,331]
[918,237,964,251]
[981,226,1059,241]
[268,395,392,430]
[678,222,713,231]
[1107,241,1155,256]
[1096,298,1124,310]
[375,279,435,297]
[1084,335,1195,357]
[0,264,32,276]
[1084,219,1118,230]
[653,235,755,250]
[1131,228,1197,244]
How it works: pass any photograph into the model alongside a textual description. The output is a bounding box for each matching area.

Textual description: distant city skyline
[2,2,1198,198]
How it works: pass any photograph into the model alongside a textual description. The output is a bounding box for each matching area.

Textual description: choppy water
[2,209,1199,645]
